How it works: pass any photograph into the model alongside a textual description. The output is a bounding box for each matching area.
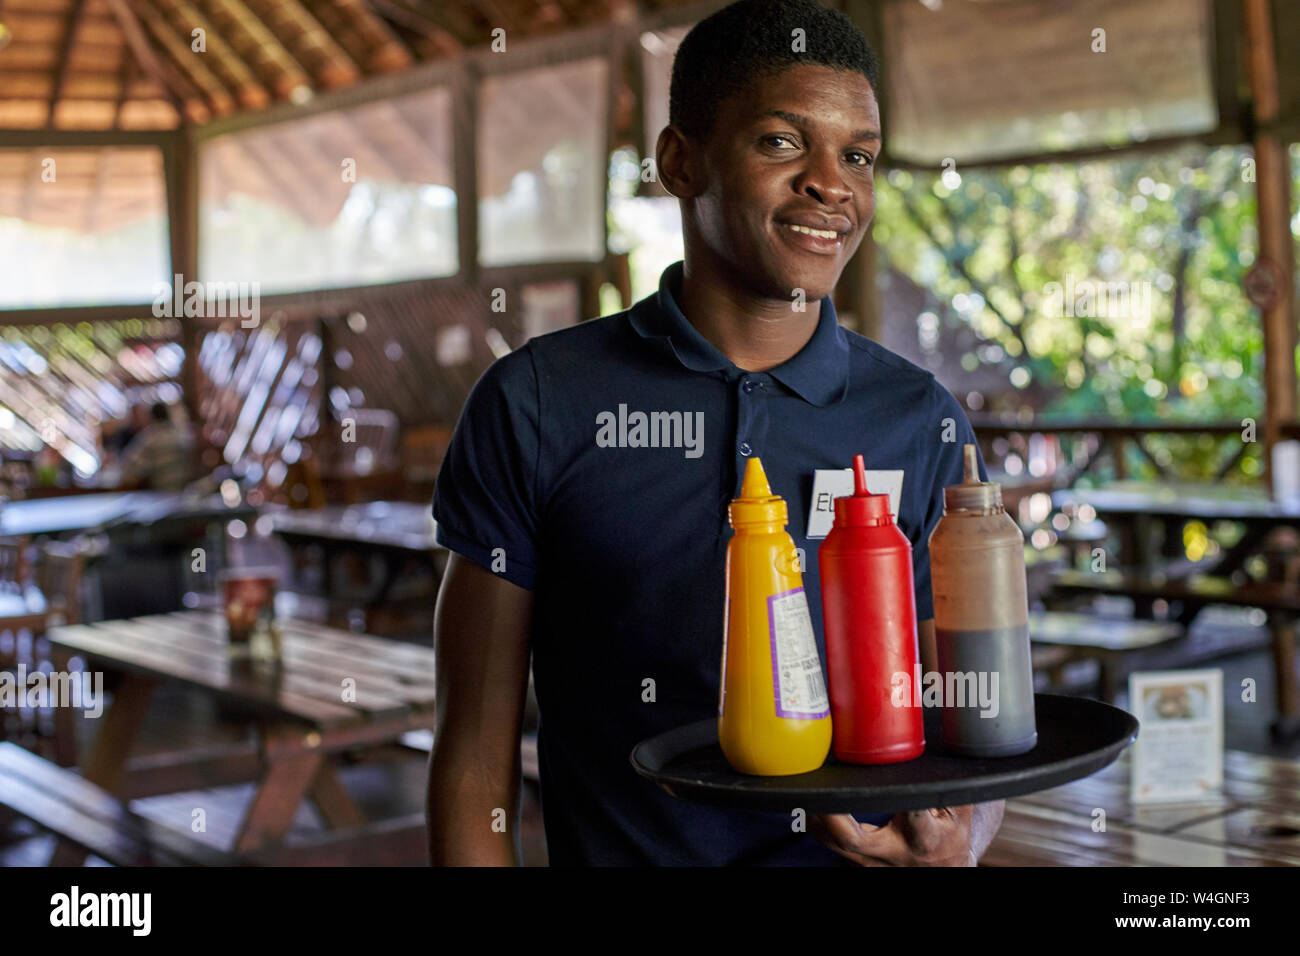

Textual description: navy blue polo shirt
[433,260,987,866]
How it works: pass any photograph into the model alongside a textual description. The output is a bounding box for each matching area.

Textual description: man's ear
[655,125,705,199]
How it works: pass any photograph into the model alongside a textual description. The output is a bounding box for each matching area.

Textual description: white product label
[767,588,830,719]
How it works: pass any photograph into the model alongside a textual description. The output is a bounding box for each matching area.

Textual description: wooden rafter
[150,0,272,109]
[48,0,89,127]
[239,0,361,88]
[129,0,239,115]
[364,0,463,57]
[408,0,483,43]
[302,0,414,73]
[113,54,137,127]
[193,0,315,100]
[103,0,211,123]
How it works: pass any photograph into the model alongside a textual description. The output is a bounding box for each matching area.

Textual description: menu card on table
[1128,668,1223,805]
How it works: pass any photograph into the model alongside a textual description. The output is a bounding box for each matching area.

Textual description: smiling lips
[777,218,850,255]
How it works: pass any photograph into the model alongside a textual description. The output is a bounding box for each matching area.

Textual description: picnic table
[269,501,446,631]
[1049,480,1300,740]
[1052,481,1300,577]
[984,746,1300,866]
[45,610,437,865]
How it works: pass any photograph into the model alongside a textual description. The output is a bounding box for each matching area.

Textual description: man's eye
[765,135,797,149]
[846,151,874,168]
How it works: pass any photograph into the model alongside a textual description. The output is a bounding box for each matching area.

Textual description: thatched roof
[0,0,699,129]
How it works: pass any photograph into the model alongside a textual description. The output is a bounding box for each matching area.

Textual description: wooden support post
[1243,0,1299,494]
[164,128,202,427]
[452,61,479,286]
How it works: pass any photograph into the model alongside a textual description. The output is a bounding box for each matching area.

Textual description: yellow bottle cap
[729,457,789,527]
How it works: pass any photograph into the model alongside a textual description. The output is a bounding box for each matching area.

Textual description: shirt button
[742,380,756,394]
[739,441,752,456]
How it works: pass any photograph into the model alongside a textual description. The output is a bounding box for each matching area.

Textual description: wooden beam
[48,0,90,127]
[0,128,174,147]
[303,0,415,73]
[1243,0,1299,495]
[102,0,210,123]
[113,53,137,128]
[163,129,201,424]
[239,0,361,88]
[364,0,463,58]
[129,0,239,115]
[192,0,316,99]
[451,59,477,283]
[149,0,272,109]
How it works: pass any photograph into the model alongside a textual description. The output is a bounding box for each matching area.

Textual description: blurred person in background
[103,402,152,458]
[119,401,194,491]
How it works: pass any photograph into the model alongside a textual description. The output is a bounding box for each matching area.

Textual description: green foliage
[872,144,1300,481]
[874,145,1272,424]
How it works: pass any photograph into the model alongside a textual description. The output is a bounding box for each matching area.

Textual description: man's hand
[809,806,979,867]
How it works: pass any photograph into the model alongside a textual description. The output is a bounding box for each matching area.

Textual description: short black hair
[150,401,170,423]
[669,0,880,142]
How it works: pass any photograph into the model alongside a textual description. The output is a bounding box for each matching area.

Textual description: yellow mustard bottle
[719,457,832,775]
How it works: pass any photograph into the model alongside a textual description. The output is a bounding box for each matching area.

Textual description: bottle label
[767,588,830,719]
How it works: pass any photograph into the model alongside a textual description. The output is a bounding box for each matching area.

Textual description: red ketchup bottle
[818,454,925,764]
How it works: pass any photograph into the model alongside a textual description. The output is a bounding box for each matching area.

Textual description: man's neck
[678,258,821,373]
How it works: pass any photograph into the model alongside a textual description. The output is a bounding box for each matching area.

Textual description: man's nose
[794,151,853,206]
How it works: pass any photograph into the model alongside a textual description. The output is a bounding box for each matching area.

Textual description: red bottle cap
[833,454,894,527]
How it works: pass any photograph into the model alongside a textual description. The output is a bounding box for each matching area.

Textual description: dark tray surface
[631,694,1139,813]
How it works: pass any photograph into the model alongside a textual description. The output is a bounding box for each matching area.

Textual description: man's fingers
[808,813,900,866]
[829,813,913,865]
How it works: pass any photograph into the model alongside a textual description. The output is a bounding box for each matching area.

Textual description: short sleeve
[432,348,542,591]
[911,383,988,622]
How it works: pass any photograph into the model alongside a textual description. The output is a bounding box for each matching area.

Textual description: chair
[0,537,88,754]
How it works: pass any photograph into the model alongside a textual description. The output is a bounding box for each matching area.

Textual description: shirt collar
[628,260,850,407]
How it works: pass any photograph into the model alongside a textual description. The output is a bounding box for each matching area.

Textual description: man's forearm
[969,799,1004,862]
[426,754,521,866]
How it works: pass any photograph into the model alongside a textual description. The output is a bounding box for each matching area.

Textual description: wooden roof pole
[104,0,212,123]
[163,128,202,428]
[363,0,463,59]
[1243,0,1298,495]
[49,0,89,127]
[149,0,273,110]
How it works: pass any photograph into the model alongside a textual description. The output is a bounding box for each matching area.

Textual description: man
[119,401,193,491]
[429,0,1003,865]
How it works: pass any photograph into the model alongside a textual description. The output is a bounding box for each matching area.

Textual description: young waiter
[428,0,1004,865]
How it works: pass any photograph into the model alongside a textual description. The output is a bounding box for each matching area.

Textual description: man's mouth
[784,223,841,240]
[776,220,849,255]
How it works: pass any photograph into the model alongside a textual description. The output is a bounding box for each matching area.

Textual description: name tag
[806,468,904,539]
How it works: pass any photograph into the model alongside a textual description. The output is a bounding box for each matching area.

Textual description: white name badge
[806,468,904,539]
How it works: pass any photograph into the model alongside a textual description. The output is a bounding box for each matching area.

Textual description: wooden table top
[48,610,437,730]
[1053,481,1300,523]
[268,501,442,552]
[985,747,1300,866]
[0,491,252,537]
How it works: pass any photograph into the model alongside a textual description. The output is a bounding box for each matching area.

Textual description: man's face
[690,64,880,303]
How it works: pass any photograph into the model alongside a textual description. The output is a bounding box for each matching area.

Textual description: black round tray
[630,694,1139,813]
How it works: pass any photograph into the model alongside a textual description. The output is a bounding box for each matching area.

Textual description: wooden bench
[1050,569,1300,738]
[0,742,230,866]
